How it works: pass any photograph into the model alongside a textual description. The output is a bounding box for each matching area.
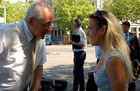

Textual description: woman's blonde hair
[90,10,133,82]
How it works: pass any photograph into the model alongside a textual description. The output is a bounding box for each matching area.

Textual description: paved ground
[43,45,140,91]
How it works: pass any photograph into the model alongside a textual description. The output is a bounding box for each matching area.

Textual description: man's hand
[70,40,75,45]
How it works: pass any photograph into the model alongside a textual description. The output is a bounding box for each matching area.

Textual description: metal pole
[100,0,102,10]
[0,6,6,24]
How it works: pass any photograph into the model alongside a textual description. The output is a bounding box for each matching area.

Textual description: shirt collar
[123,32,129,36]
[22,21,34,42]
[76,27,81,33]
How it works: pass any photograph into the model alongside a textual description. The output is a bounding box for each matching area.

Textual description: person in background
[0,2,53,91]
[138,34,140,50]
[95,46,102,64]
[122,21,140,91]
[86,46,102,91]
[70,19,87,91]
[87,10,133,91]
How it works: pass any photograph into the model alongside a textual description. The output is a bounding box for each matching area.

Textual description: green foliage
[0,8,4,17]
[0,1,29,23]
[103,0,140,23]
[51,0,96,33]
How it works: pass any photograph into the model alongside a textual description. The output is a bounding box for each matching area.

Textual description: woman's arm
[106,56,126,91]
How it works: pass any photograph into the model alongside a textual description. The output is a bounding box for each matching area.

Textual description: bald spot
[42,7,53,21]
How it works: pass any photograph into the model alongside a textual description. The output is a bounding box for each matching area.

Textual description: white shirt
[72,27,87,52]
[0,21,46,91]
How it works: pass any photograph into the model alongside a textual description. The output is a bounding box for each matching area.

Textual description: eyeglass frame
[33,17,53,28]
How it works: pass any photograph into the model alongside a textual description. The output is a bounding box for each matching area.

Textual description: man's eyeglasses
[43,22,53,27]
[34,17,53,28]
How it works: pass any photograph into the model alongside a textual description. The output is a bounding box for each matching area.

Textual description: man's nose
[46,26,52,34]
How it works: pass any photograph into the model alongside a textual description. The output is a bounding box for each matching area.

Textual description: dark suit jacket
[128,33,139,62]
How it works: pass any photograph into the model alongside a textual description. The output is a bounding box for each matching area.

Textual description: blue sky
[5,0,26,3]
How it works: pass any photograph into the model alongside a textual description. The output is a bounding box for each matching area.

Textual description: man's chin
[38,36,45,39]
[41,37,45,39]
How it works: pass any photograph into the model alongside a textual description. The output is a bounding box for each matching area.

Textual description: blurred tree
[0,7,3,17]
[0,1,29,23]
[103,0,140,23]
[51,0,96,33]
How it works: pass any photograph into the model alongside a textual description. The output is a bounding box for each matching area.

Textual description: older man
[0,2,53,91]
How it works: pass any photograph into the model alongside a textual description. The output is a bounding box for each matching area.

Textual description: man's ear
[28,16,34,26]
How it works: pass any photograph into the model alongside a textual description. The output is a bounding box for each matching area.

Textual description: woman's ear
[101,25,107,35]
[102,25,107,31]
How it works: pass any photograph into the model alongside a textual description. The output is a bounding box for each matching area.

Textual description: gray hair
[24,2,51,22]
[73,19,82,27]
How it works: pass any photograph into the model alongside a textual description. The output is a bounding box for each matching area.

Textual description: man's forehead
[122,24,129,27]
[43,7,53,16]
[41,8,53,21]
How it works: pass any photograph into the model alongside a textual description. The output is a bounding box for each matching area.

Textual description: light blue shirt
[94,50,129,91]
[95,46,102,59]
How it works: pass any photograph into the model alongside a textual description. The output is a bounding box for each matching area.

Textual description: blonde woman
[86,10,133,91]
